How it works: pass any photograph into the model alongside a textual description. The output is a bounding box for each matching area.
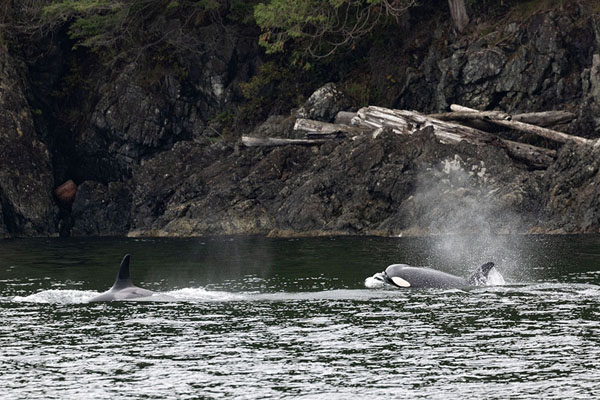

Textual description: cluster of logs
[242,105,589,169]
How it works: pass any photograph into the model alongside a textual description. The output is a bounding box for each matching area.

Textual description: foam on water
[486,266,505,286]
[157,288,247,302]
[8,288,245,304]
[148,288,399,302]
[12,279,598,306]
[12,289,100,304]
[364,275,386,289]
[7,287,402,305]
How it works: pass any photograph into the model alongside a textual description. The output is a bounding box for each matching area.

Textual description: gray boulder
[296,83,350,122]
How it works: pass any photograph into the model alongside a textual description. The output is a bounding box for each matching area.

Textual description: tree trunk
[448,0,469,33]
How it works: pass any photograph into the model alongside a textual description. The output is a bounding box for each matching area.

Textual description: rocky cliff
[2,2,600,238]
[0,49,57,238]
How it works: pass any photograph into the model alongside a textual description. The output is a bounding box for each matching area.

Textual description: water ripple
[2,283,600,398]
[3,236,600,398]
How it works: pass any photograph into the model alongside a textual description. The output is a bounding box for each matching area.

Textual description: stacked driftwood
[242,105,588,169]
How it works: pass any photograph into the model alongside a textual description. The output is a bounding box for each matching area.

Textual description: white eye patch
[391,276,411,287]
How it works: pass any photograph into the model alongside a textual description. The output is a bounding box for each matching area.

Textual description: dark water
[2,235,600,399]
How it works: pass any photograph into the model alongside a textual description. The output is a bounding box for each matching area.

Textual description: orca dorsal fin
[111,254,133,290]
[467,262,495,285]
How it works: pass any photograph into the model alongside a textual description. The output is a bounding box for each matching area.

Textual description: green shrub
[39,0,227,64]
[254,0,417,57]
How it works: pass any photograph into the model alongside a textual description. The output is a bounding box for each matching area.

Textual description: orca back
[88,254,155,302]
[385,264,467,288]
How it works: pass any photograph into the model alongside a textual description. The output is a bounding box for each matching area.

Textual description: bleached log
[242,136,329,147]
[512,111,575,127]
[448,0,469,33]
[450,104,589,145]
[449,104,575,126]
[294,118,369,136]
[450,104,478,113]
[353,106,556,168]
[428,110,510,121]
[433,106,506,130]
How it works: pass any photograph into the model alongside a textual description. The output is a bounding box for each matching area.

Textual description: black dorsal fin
[111,254,133,289]
[479,262,495,275]
[467,262,495,285]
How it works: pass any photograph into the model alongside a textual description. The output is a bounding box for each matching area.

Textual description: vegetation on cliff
[2,0,600,238]
[3,1,231,64]
[254,0,418,57]
[1,0,597,132]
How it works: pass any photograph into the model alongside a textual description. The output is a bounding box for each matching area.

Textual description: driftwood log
[449,104,589,145]
[243,104,579,168]
[512,111,575,127]
[430,108,575,127]
[241,136,332,147]
[352,106,556,168]
[429,110,510,121]
[294,118,370,136]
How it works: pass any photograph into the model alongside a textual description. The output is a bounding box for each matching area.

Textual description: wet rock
[73,23,259,182]
[395,8,599,139]
[125,128,543,237]
[0,202,9,238]
[0,49,57,237]
[463,49,505,85]
[128,140,275,236]
[540,141,600,233]
[296,83,350,122]
[250,115,297,138]
[71,181,132,236]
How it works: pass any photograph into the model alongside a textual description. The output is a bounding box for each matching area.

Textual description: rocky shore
[68,127,600,238]
[2,3,600,238]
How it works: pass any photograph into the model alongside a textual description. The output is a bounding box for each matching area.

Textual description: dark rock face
[129,140,272,236]
[75,23,259,182]
[540,141,600,233]
[394,8,600,137]
[55,131,600,237]
[0,50,57,237]
[6,6,600,238]
[48,8,600,237]
[250,115,297,139]
[71,181,132,236]
[123,129,542,237]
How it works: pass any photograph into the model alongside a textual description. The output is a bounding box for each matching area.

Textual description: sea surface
[2,235,600,399]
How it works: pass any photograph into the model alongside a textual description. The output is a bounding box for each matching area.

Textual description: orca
[88,254,154,302]
[370,262,503,289]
